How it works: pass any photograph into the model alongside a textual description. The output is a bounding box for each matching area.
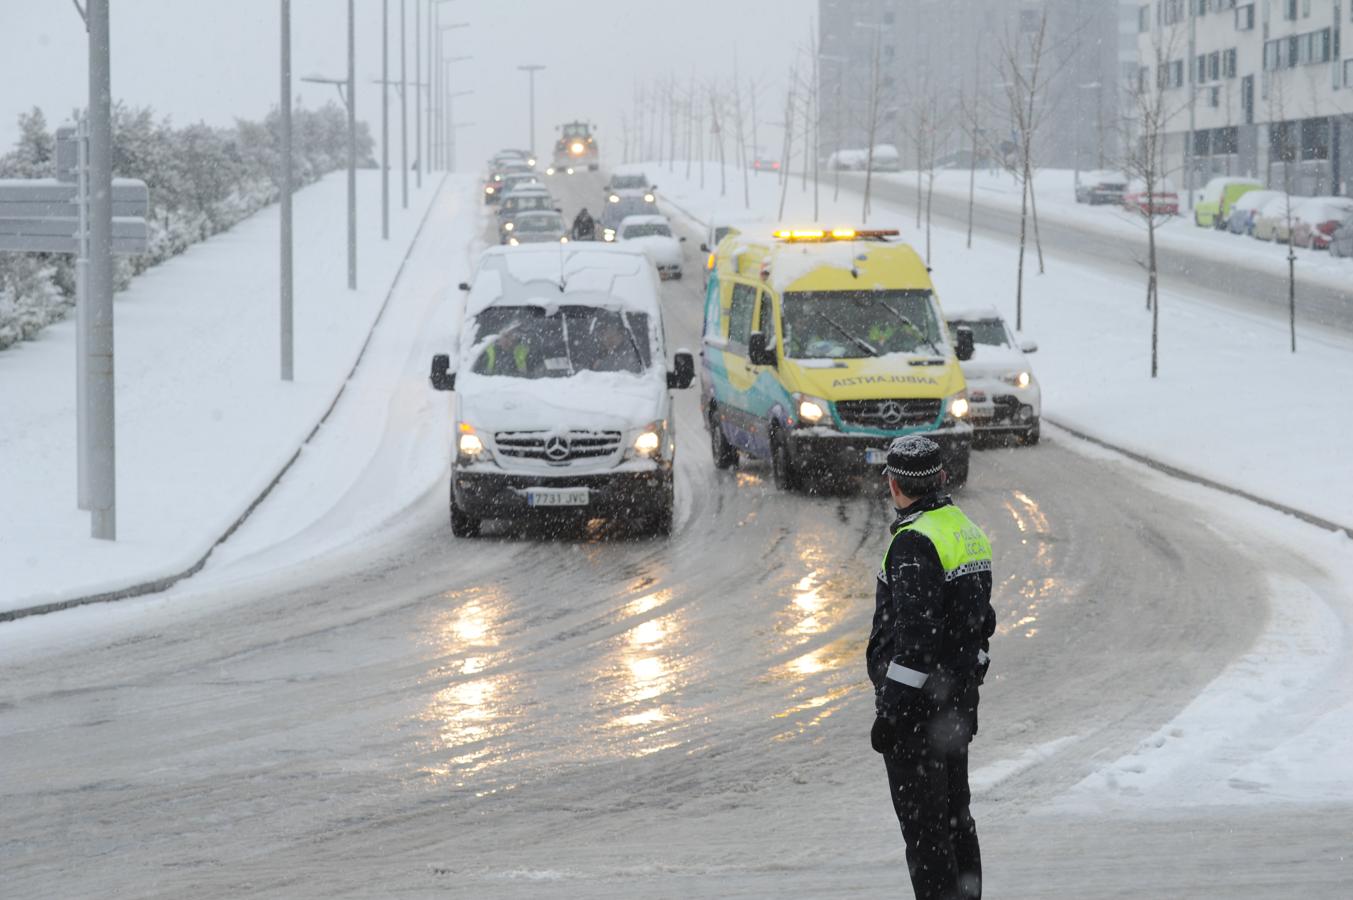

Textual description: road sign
[0,179,149,254]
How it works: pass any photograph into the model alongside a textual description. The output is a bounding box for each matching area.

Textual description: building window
[1236,3,1255,30]
[1282,0,1298,21]
[1196,53,1208,81]
[1345,58,1353,87]
[1172,59,1185,87]
[1224,47,1238,77]
[1140,4,1151,32]
[1209,50,1221,79]
[1208,85,1222,107]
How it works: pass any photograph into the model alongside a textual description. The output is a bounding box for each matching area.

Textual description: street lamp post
[381,0,389,240]
[518,64,546,155]
[429,1,454,170]
[437,25,470,170]
[445,88,474,172]
[300,10,358,291]
[400,0,408,209]
[280,0,293,381]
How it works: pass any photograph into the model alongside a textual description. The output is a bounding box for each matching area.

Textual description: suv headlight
[643,192,655,203]
[792,393,832,427]
[1000,370,1032,389]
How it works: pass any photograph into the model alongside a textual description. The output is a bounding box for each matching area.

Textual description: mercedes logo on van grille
[544,436,570,461]
[878,401,906,426]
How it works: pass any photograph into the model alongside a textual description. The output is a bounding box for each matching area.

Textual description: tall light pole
[415,0,422,186]
[429,1,453,170]
[518,64,546,154]
[380,0,389,240]
[301,50,358,290]
[88,0,116,540]
[437,24,470,170]
[280,0,293,381]
[399,0,408,208]
[446,88,474,171]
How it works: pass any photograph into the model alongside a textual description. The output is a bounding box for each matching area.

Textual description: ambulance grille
[835,399,942,430]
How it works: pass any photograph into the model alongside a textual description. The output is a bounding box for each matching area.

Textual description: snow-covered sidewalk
[880,166,1353,292]
[642,160,1353,531]
[0,170,474,616]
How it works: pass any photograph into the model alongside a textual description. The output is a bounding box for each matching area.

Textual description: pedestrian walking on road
[867,434,996,900]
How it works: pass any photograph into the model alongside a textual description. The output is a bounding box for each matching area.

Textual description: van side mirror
[1020,339,1038,354]
[700,242,710,253]
[748,331,777,367]
[429,354,455,391]
[955,326,975,362]
[458,282,471,292]
[667,350,695,389]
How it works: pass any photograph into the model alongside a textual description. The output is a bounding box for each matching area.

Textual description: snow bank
[0,170,472,616]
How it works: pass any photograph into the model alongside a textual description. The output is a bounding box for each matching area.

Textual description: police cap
[883,434,943,480]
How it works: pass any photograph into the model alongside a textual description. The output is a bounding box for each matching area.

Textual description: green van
[1195,177,1263,228]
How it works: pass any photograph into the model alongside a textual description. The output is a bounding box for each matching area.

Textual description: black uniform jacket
[866,493,996,743]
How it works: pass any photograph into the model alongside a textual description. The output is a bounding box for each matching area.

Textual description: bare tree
[710,85,727,197]
[733,60,751,210]
[1123,22,1186,378]
[778,69,797,220]
[860,29,885,223]
[997,11,1072,328]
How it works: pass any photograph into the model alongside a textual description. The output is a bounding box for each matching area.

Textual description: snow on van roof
[944,306,1003,322]
[466,244,661,318]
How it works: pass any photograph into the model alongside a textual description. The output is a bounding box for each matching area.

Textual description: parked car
[945,307,1041,445]
[1122,178,1179,217]
[1291,196,1353,249]
[1225,189,1283,235]
[1194,177,1262,228]
[1251,195,1294,242]
[751,157,781,172]
[1328,213,1353,257]
[1074,170,1128,205]
[615,214,685,279]
[826,144,900,172]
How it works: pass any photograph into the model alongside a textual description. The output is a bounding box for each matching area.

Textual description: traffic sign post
[0,6,150,541]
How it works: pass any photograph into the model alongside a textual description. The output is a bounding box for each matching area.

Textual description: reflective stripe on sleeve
[886,661,929,689]
[977,649,990,666]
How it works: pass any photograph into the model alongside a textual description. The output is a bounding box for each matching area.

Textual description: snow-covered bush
[0,101,376,351]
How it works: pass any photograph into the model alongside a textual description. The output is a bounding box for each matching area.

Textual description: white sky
[1,0,816,169]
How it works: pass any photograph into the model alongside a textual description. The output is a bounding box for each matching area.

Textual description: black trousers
[883,738,981,900]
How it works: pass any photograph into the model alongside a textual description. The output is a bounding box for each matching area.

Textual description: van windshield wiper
[813,308,878,357]
[879,303,943,357]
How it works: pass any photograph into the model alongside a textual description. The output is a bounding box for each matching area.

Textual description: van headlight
[626,422,666,459]
[792,393,831,427]
[1001,370,1032,389]
[458,424,486,458]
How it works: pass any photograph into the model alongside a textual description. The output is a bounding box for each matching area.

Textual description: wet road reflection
[598,590,687,757]
[997,487,1065,640]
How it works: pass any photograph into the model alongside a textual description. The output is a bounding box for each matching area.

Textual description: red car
[1291,197,1353,249]
[751,157,781,172]
[1122,179,1179,217]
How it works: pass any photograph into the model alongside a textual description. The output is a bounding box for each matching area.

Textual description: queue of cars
[432,154,1041,536]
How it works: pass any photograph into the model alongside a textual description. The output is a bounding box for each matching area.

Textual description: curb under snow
[0,175,450,624]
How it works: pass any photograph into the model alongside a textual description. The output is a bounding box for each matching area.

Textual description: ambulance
[699,227,974,490]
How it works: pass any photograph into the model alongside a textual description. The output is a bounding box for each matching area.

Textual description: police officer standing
[867,434,995,900]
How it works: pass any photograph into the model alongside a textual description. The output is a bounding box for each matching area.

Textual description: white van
[429,244,694,536]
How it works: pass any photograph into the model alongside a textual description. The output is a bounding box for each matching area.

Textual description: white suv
[945,307,1041,445]
[430,244,694,536]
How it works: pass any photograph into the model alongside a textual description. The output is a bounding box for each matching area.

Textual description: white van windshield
[471,305,652,377]
[782,290,943,359]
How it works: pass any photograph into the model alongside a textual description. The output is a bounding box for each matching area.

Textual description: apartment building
[1135,0,1352,197]
[817,0,1132,170]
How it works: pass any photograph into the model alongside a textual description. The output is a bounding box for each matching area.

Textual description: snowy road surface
[2,173,1351,898]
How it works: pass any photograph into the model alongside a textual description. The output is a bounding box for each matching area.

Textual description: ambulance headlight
[793,393,831,426]
[945,392,970,423]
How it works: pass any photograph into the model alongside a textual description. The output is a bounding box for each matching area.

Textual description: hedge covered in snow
[0,103,375,351]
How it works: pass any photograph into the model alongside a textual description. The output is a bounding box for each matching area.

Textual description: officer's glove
[870,715,896,755]
[976,649,992,686]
